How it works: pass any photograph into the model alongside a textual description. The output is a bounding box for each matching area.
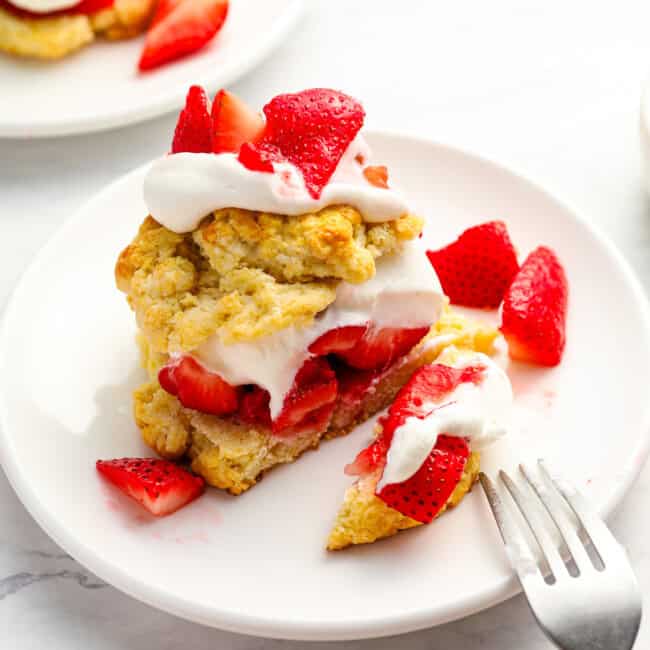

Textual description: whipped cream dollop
[7,0,80,12]
[378,353,512,490]
[194,241,444,418]
[144,135,410,233]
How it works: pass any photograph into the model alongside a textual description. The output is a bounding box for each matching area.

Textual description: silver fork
[480,460,642,649]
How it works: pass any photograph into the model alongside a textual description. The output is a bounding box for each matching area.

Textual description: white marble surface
[2,0,650,646]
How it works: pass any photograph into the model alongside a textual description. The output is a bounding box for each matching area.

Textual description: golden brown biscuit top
[116,205,423,354]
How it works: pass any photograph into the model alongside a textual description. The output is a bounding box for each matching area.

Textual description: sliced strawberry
[426,220,519,308]
[344,439,387,477]
[238,141,278,172]
[379,363,486,443]
[158,356,239,415]
[236,358,338,436]
[372,364,485,522]
[149,0,181,27]
[308,325,367,356]
[363,165,389,188]
[335,326,429,370]
[272,357,338,434]
[96,458,204,516]
[238,385,272,427]
[238,88,365,198]
[211,89,264,154]
[170,85,213,154]
[138,0,229,72]
[376,435,470,523]
[500,246,568,366]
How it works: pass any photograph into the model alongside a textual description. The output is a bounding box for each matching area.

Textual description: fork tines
[479,460,642,649]
[480,460,614,582]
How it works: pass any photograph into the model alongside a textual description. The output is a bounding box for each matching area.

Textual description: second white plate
[0,0,303,137]
[1,132,650,640]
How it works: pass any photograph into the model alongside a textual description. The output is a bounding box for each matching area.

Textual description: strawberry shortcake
[105,86,569,550]
[0,0,227,70]
[115,86,500,497]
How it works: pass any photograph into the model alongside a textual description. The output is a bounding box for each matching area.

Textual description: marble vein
[0,570,107,600]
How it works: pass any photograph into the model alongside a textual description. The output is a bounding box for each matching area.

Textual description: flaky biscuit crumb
[116,206,423,354]
[116,216,337,353]
[193,206,423,284]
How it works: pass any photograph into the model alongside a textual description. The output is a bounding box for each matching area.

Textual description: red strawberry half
[308,325,367,356]
[138,0,229,72]
[337,326,429,370]
[426,220,519,308]
[238,88,365,198]
[500,246,568,366]
[96,458,204,516]
[379,363,486,444]
[158,356,239,415]
[211,89,264,154]
[238,357,338,436]
[377,435,470,523]
[171,85,213,154]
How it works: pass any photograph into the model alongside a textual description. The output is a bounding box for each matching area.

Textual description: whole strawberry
[427,220,519,308]
[500,246,568,366]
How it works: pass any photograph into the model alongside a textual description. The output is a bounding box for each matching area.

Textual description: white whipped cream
[143,135,410,232]
[194,241,444,418]
[7,0,80,12]
[378,353,512,490]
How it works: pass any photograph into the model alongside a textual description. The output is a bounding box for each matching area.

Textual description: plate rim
[1,130,650,640]
[0,0,305,139]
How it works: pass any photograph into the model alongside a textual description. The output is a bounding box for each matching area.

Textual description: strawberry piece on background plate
[426,220,519,308]
[138,0,229,72]
[238,88,365,198]
[211,89,264,154]
[158,356,239,415]
[500,245,568,366]
[171,85,213,154]
[96,458,205,516]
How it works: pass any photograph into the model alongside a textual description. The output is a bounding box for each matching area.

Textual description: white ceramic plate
[0,0,303,138]
[1,132,650,641]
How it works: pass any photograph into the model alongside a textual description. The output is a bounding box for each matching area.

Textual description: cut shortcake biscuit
[193,206,423,284]
[327,345,511,550]
[327,452,480,550]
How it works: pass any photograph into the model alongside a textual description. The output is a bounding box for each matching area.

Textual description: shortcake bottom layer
[327,452,480,550]
[133,308,498,495]
[0,0,153,59]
